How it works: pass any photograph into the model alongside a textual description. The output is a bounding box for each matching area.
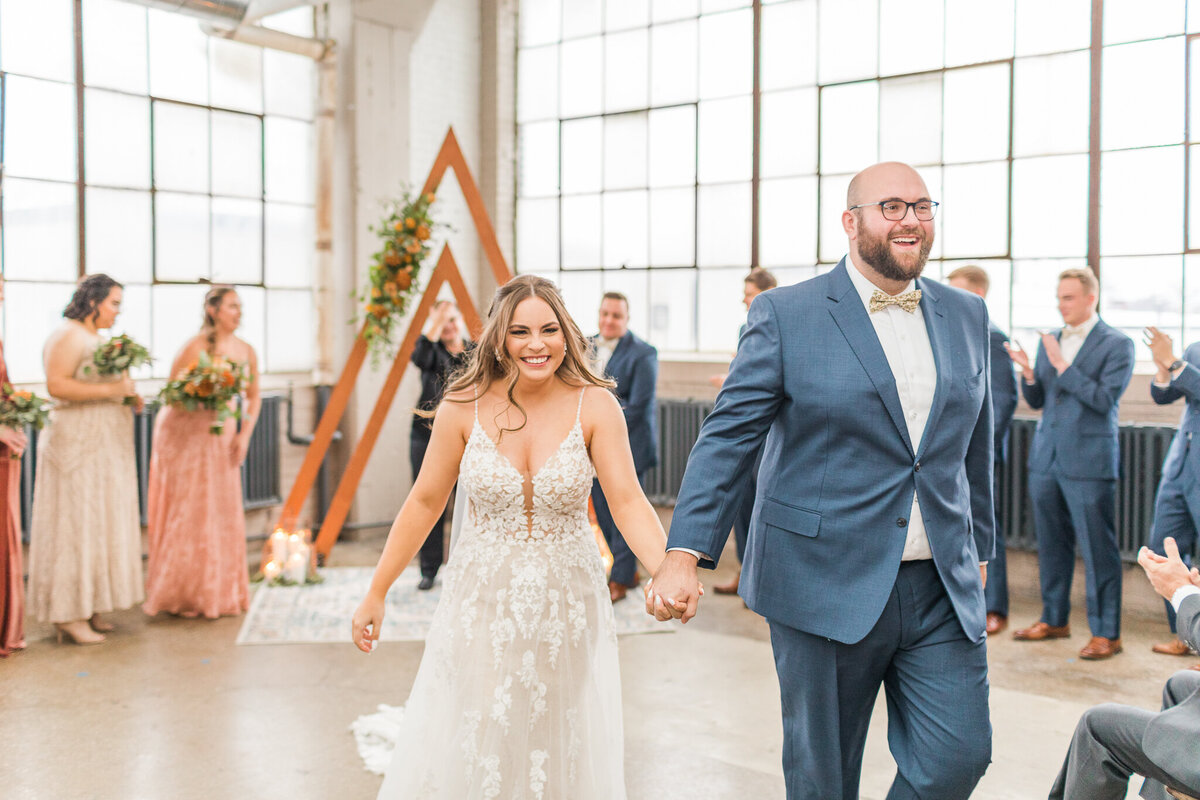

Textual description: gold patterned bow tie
[869,289,922,314]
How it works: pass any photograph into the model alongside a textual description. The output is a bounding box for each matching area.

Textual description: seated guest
[1050,536,1200,799]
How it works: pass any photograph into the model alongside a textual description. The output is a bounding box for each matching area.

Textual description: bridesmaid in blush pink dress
[0,278,29,657]
[143,287,261,619]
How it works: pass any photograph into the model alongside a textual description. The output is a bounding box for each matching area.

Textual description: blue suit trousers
[1149,450,1200,634]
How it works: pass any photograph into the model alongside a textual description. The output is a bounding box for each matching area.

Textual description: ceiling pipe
[125,0,250,25]
[200,20,330,59]
[116,1,327,58]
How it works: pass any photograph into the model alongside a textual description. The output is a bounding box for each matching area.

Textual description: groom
[651,162,995,799]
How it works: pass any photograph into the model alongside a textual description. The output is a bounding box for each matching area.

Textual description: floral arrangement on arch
[359,189,438,362]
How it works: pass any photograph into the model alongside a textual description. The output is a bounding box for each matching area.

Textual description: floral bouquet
[0,384,51,458]
[158,351,248,434]
[86,334,153,376]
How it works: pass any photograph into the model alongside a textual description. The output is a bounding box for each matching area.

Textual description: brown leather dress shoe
[1079,636,1123,660]
[609,581,628,603]
[713,574,740,595]
[1152,638,1193,656]
[1013,622,1071,641]
[1167,787,1200,800]
[985,613,1007,635]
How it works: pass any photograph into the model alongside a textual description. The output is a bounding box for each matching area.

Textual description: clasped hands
[644,550,705,623]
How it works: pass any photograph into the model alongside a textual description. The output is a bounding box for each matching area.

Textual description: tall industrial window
[0,0,318,382]
[515,0,1200,359]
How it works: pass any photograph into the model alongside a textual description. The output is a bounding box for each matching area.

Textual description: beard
[856,224,932,283]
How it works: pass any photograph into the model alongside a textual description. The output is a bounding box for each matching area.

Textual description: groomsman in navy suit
[651,162,995,799]
[1144,326,1200,663]
[947,265,1019,635]
[1008,267,1135,660]
[590,292,659,602]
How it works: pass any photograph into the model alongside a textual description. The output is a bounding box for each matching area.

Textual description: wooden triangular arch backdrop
[276,127,514,558]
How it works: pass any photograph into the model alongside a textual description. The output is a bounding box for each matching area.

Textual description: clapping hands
[1138,537,1200,602]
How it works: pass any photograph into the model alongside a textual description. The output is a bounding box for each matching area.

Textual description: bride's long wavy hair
[440,275,614,436]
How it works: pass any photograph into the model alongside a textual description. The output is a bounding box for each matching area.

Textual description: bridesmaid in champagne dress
[143,287,261,619]
[28,275,144,645]
[0,277,29,657]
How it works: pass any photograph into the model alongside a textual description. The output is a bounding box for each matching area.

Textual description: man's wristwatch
[1169,359,1185,372]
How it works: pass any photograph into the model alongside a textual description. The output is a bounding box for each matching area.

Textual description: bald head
[846,162,930,209]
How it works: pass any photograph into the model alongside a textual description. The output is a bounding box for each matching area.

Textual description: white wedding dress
[355,390,626,799]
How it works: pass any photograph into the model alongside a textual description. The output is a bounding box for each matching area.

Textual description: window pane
[2,282,75,382]
[941,162,1008,258]
[943,64,1009,163]
[4,76,76,181]
[650,19,698,106]
[212,197,263,284]
[85,90,151,190]
[879,74,942,166]
[562,194,602,268]
[521,0,561,46]
[819,173,853,262]
[879,0,943,76]
[1015,0,1091,56]
[761,88,818,178]
[1010,258,1087,339]
[819,81,878,175]
[518,45,558,123]
[697,182,750,267]
[2,179,77,281]
[264,50,316,120]
[818,0,878,84]
[155,193,210,281]
[516,197,559,270]
[697,267,746,352]
[265,290,315,372]
[83,0,148,94]
[1102,38,1185,151]
[653,0,699,22]
[265,203,314,288]
[603,190,649,268]
[649,269,696,351]
[1192,39,1200,142]
[232,285,265,363]
[148,9,209,105]
[761,1,817,90]
[1013,51,1090,156]
[1185,254,1200,342]
[649,187,695,266]
[153,102,210,193]
[86,188,152,283]
[210,38,264,114]
[560,38,602,118]
[1191,144,1200,248]
[703,0,751,11]
[260,7,314,36]
[1011,155,1088,259]
[760,176,818,267]
[212,111,264,199]
[151,284,208,377]
[518,121,559,198]
[698,96,752,183]
[561,117,603,194]
[699,9,752,99]
[939,258,1013,331]
[1104,0,1185,44]
[558,271,603,335]
[604,112,649,190]
[605,29,649,114]
[1101,146,1184,256]
[265,118,314,204]
[602,269,649,333]
[0,0,73,81]
[563,0,602,39]
[648,105,696,188]
[113,283,153,378]
[945,0,1014,66]
[1099,255,1182,361]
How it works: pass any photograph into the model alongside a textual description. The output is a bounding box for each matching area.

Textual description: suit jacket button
[914,462,921,472]
[897,517,908,527]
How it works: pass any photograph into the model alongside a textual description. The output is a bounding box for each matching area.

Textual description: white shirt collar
[1062,312,1098,338]
[845,259,917,313]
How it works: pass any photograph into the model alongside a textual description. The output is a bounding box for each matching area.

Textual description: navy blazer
[668,260,995,644]
[1152,341,1200,482]
[1022,318,1135,480]
[595,330,659,473]
[989,322,1019,463]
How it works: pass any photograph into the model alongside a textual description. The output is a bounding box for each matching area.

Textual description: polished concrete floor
[1,514,1188,800]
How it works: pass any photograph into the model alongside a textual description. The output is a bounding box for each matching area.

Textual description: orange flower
[402,254,412,264]
[425,193,435,203]
[405,217,417,230]
[393,220,404,232]
[371,287,382,299]
[405,240,421,254]
[196,382,214,398]
[183,383,197,396]
[395,272,412,291]
[221,370,236,388]
[383,281,398,296]
[13,390,31,400]
[113,341,124,349]
[415,224,430,240]
[384,251,401,267]
[186,360,198,372]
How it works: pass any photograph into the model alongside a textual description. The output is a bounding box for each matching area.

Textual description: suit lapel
[605,332,632,379]
[917,279,949,460]
[1067,319,1107,373]
[826,261,915,456]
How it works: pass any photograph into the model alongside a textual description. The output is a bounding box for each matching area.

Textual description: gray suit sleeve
[1178,593,1200,653]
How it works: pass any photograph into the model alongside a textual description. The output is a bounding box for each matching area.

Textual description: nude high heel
[88,614,115,633]
[55,620,105,646]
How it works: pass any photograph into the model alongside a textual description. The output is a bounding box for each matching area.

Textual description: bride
[351,275,691,798]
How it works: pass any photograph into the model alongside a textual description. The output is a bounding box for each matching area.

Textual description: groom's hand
[646,550,702,624]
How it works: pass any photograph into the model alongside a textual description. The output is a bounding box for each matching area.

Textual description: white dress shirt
[846,263,937,561]
[1058,312,1098,366]
[1172,584,1200,612]
[594,336,620,375]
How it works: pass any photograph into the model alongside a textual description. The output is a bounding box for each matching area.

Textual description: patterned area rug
[236,566,674,645]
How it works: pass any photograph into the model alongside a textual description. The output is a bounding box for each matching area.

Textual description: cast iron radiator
[644,402,1186,564]
[19,395,282,538]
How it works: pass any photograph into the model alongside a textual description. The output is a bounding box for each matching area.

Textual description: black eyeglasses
[848,200,939,221]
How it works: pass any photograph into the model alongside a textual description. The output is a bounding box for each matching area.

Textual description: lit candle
[263,560,282,582]
[287,533,304,556]
[285,552,307,584]
[270,529,288,563]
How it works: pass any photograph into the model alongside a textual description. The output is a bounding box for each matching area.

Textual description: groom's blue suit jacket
[668,260,995,644]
